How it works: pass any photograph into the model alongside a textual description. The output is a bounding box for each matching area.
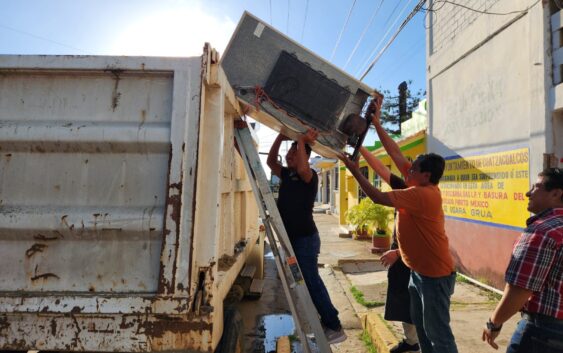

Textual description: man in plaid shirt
[482,168,563,353]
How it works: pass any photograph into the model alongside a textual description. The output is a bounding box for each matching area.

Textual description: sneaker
[390,339,420,353]
[324,327,347,344]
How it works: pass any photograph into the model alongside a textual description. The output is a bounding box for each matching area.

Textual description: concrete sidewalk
[315,213,521,353]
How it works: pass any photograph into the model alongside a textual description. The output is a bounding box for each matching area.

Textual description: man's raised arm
[359,146,391,185]
[369,96,411,177]
[267,134,288,178]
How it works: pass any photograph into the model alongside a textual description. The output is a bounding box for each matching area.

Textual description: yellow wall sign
[440,148,529,230]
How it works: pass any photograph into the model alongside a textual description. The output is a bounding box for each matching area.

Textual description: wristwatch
[486,318,502,332]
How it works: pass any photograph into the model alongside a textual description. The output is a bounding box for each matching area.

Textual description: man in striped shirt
[482,168,563,352]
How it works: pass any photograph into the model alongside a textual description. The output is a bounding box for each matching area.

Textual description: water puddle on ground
[264,249,275,259]
[260,313,295,352]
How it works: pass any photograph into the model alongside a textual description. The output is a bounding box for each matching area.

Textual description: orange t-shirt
[387,185,455,277]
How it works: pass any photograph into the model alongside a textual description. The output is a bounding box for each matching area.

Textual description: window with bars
[358,166,369,200]
[334,167,339,190]
[373,173,381,189]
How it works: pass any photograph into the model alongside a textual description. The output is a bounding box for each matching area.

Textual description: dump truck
[0,44,265,352]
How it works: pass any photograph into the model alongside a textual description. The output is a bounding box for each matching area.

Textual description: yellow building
[311,157,339,214]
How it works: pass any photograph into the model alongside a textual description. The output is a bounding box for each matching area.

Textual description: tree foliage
[378,80,426,135]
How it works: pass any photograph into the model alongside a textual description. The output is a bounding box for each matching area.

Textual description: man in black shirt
[267,129,346,345]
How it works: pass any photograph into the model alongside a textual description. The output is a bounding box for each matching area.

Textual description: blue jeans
[408,271,458,353]
[507,313,563,353]
[291,233,341,331]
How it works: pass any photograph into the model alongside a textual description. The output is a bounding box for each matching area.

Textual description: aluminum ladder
[234,124,332,353]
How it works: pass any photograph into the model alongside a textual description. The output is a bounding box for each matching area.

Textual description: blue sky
[0,0,427,164]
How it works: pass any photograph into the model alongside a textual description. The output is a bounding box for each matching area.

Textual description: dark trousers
[507,313,563,353]
[408,271,458,353]
[291,233,341,331]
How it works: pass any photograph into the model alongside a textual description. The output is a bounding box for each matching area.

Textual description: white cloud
[111,5,236,57]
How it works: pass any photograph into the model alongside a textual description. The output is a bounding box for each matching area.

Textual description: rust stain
[169,182,182,190]
[119,316,135,330]
[7,339,26,350]
[70,313,82,348]
[0,316,9,332]
[87,322,114,334]
[168,195,182,226]
[25,243,47,257]
[158,145,183,294]
[30,273,60,281]
[218,254,237,272]
[109,69,124,112]
[158,145,174,294]
[167,167,184,293]
[0,312,213,351]
[157,261,170,294]
[142,319,212,337]
[34,233,59,241]
[61,215,74,231]
[141,109,146,125]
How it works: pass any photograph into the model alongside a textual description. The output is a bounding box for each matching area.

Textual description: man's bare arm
[339,153,393,207]
[295,129,318,183]
[360,146,391,185]
[368,97,411,176]
[267,134,287,178]
[482,284,532,349]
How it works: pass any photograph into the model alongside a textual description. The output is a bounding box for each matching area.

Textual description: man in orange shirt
[340,97,458,353]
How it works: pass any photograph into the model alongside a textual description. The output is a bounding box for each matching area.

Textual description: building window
[373,173,381,189]
[358,166,369,200]
[334,167,339,190]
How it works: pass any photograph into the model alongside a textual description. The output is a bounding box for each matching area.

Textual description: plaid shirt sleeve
[505,226,558,292]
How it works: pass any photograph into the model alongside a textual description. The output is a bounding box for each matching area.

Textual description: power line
[0,23,87,54]
[378,39,425,82]
[359,0,426,81]
[343,0,385,69]
[269,0,273,25]
[301,0,310,42]
[426,0,540,15]
[352,0,405,74]
[286,0,290,34]
[357,0,415,78]
[329,0,357,61]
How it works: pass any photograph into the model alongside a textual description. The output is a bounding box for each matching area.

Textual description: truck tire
[215,306,244,353]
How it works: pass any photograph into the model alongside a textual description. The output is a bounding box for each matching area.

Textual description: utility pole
[398,81,408,135]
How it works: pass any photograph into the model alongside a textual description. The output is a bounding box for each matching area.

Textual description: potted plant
[366,201,393,253]
[345,200,370,240]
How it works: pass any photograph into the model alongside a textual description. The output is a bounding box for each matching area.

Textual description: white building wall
[427,0,552,174]
[425,0,557,286]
